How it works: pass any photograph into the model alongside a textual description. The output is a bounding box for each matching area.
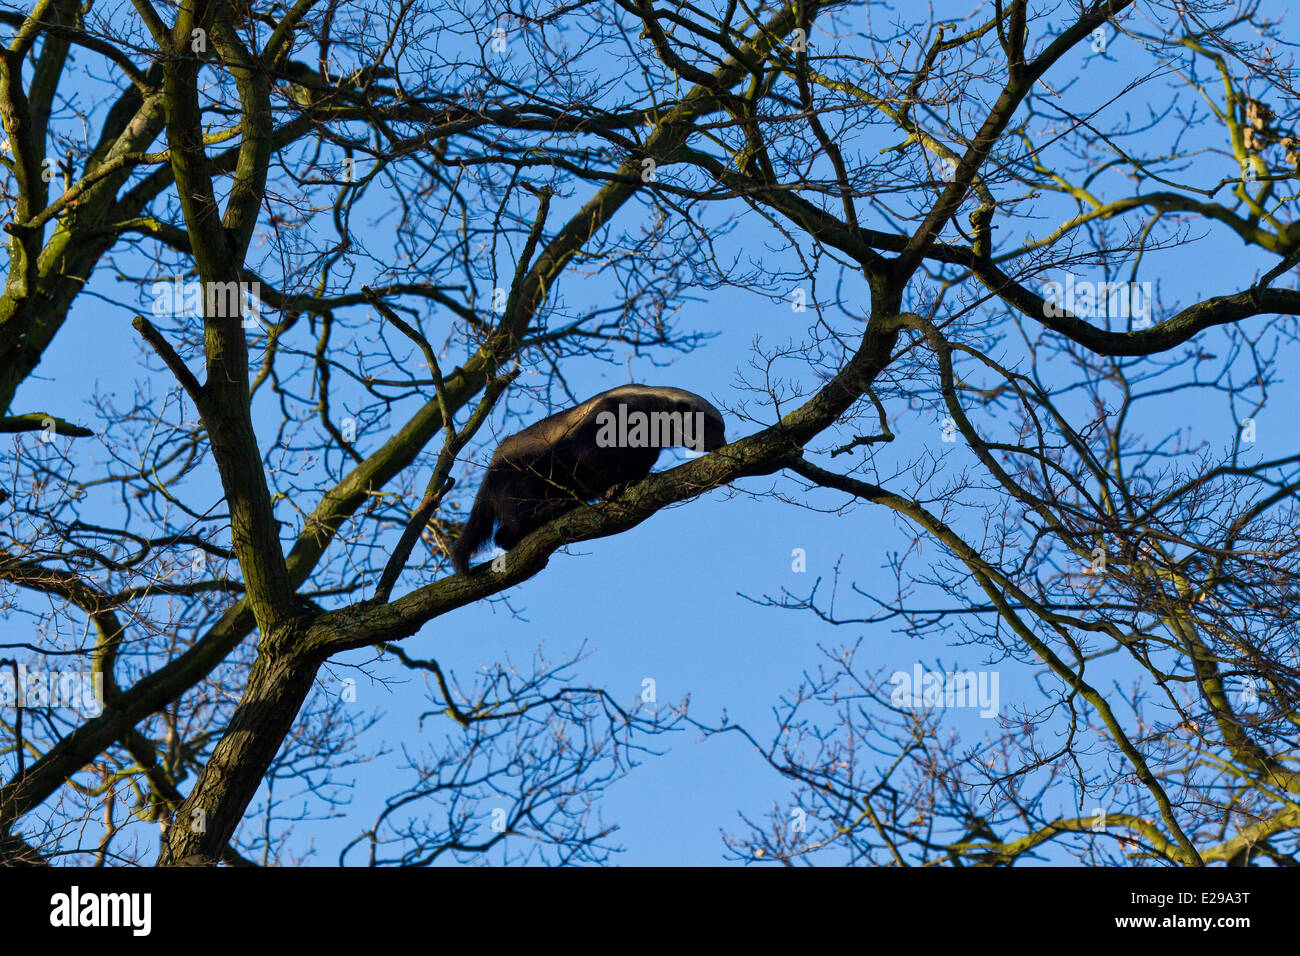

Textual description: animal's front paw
[601,482,629,500]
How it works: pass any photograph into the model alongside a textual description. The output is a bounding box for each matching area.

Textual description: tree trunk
[156,628,320,866]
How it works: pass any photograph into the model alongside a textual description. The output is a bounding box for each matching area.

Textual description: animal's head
[699,405,727,451]
[603,385,728,453]
[668,393,726,452]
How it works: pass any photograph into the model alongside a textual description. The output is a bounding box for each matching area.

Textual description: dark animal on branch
[450,385,727,571]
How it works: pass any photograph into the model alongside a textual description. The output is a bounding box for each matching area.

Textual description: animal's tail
[451,482,496,573]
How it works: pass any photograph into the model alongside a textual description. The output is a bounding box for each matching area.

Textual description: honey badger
[450,385,727,571]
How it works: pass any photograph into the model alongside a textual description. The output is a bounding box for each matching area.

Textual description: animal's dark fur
[451,385,727,571]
